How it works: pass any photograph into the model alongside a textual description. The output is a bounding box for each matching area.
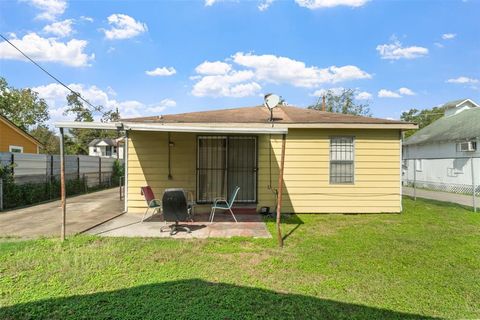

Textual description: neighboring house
[0,114,41,154]
[403,99,480,189]
[57,105,416,214]
[88,138,124,159]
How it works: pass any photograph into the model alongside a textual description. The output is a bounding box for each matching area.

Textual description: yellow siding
[127,128,402,214]
[257,129,401,213]
[0,118,39,153]
[127,131,197,213]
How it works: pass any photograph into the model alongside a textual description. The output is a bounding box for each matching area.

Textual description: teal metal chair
[209,186,240,223]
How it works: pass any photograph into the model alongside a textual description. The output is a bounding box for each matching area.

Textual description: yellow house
[0,114,41,154]
[56,105,416,214]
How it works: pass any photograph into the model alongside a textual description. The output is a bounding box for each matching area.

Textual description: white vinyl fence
[0,152,124,210]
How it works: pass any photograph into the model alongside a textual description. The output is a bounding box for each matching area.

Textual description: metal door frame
[196,135,257,204]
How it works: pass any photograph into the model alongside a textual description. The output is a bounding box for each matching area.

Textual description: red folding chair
[140,186,163,222]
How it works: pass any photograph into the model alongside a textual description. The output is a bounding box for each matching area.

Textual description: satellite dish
[264,94,280,110]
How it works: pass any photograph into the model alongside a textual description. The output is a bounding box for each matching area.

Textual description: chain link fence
[402,157,479,211]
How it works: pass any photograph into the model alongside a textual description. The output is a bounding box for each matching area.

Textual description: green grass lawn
[1,197,479,319]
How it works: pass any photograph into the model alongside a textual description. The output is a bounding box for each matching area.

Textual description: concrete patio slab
[86,211,271,239]
[0,188,123,238]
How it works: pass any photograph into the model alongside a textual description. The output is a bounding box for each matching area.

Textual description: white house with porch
[88,138,124,159]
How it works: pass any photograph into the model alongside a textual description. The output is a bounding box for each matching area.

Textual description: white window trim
[415,159,423,172]
[329,136,355,185]
[9,145,24,153]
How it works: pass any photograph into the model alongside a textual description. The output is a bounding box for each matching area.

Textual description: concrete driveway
[0,188,123,238]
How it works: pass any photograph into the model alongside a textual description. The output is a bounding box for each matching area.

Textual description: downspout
[124,130,129,213]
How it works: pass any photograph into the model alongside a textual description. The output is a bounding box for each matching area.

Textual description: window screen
[330,137,354,184]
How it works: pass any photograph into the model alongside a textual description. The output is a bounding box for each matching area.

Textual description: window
[457,141,477,152]
[9,145,23,153]
[106,146,112,156]
[330,137,354,184]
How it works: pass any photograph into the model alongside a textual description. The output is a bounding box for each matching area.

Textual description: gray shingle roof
[88,138,117,147]
[404,107,480,145]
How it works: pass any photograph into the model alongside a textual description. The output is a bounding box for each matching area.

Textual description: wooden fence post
[60,128,66,241]
[276,134,287,248]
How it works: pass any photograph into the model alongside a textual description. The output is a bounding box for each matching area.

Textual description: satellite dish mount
[264,93,280,122]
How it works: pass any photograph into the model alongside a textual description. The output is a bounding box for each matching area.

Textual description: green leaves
[400,106,446,137]
[308,88,372,117]
[0,77,49,131]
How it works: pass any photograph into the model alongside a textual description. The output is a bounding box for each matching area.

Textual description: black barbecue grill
[161,188,191,235]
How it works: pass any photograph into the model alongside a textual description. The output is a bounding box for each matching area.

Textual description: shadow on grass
[0,279,437,320]
[264,213,305,241]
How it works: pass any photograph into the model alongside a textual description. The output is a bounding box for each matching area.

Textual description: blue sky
[0,0,479,124]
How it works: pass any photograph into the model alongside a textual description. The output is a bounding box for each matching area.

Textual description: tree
[63,92,121,154]
[308,88,371,117]
[30,125,60,154]
[400,105,447,137]
[0,77,49,130]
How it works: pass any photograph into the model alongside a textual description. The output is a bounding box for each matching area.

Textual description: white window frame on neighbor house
[9,145,23,153]
[329,136,355,184]
[415,159,423,172]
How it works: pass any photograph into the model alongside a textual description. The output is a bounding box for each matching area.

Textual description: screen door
[197,136,257,203]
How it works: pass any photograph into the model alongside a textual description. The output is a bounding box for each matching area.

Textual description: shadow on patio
[0,279,437,319]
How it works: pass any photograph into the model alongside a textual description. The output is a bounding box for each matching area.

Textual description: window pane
[330,137,354,184]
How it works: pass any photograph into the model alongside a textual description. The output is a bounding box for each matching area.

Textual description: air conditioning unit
[458,141,477,152]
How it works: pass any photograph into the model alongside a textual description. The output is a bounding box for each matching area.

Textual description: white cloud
[103,14,148,40]
[434,42,444,48]
[22,0,67,21]
[31,83,175,122]
[80,16,94,22]
[398,87,415,96]
[0,32,94,67]
[204,0,217,6]
[43,19,74,37]
[355,91,372,100]
[311,88,372,100]
[446,76,479,84]
[191,52,371,98]
[192,70,261,98]
[295,0,368,9]
[145,67,177,77]
[195,61,232,75]
[146,99,177,113]
[378,87,415,98]
[376,39,428,60]
[378,89,401,98]
[311,87,345,97]
[258,0,275,11]
[442,33,456,40]
[232,52,371,87]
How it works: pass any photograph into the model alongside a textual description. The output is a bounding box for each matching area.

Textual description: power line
[0,33,98,111]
